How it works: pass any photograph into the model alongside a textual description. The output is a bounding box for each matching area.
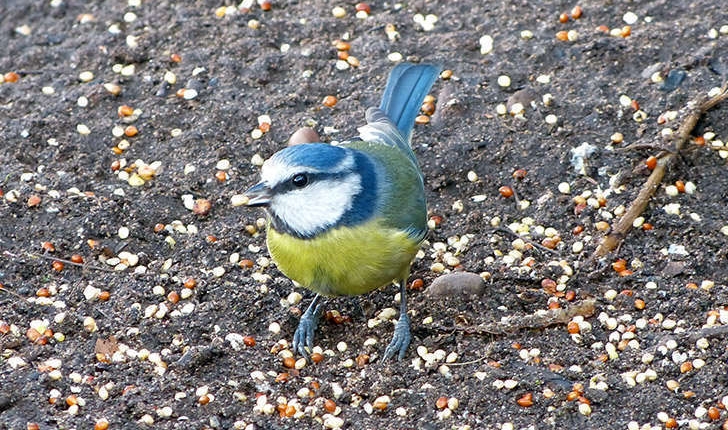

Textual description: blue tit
[244,63,440,360]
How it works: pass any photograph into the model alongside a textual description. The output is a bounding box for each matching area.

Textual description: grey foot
[292,299,321,359]
[382,313,411,361]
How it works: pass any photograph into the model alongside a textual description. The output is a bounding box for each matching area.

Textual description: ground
[1,1,728,429]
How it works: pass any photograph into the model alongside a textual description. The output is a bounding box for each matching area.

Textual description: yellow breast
[266,219,421,296]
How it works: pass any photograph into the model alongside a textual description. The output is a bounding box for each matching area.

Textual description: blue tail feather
[379,63,440,142]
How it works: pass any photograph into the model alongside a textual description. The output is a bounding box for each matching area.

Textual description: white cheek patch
[272,174,361,237]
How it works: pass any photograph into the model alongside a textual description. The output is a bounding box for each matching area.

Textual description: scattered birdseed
[79,71,94,82]
[623,11,638,24]
[542,93,554,106]
[126,35,139,48]
[323,415,344,429]
[286,291,302,305]
[164,71,176,84]
[182,89,198,100]
[479,35,494,54]
[103,83,121,95]
[387,52,403,62]
[413,13,438,31]
[509,103,524,115]
[83,316,98,332]
[497,75,511,87]
[120,64,135,76]
[231,194,249,206]
[15,24,31,36]
[331,6,346,18]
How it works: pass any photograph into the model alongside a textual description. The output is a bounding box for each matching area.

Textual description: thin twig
[615,143,669,152]
[0,284,25,299]
[494,227,559,255]
[454,298,597,336]
[592,84,728,259]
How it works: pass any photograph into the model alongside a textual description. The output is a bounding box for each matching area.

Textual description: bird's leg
[351,296,365,319]
[382,280,411,361]
[293,294,322,359]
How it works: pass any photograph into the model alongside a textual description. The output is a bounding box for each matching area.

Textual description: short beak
[243,182,272,207]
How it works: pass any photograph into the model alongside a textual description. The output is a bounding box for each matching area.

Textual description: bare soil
[1,1,728,429]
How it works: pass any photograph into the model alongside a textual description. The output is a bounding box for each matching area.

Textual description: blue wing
[357,63,440,166]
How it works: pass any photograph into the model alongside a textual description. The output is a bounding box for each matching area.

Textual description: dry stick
[494,226,558,255]
[457,298,597,336]
[592,84,728,259]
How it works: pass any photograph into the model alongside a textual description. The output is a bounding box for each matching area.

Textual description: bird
[243,63,440,360]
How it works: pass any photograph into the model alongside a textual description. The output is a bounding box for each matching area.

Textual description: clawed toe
[382,313,411,361]
[292,296,322,360]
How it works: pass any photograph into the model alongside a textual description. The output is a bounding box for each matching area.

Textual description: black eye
[291,173,308,187]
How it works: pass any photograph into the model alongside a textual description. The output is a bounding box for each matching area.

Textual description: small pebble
[660,69,687,92]
[289,127,320,145]
[426,272,485,297]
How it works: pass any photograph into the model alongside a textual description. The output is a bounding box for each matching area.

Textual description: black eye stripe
[272,171,352,194]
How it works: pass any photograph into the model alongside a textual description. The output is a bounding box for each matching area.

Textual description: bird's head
[243,143,377,239]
